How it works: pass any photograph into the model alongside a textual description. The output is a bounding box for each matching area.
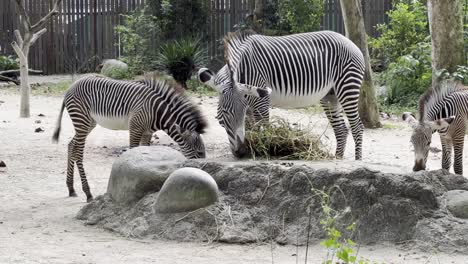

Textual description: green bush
[437,65,468,86]
[0,55,19,71]
[380,42,432,107]
[369,2,429,68]
[278,0,324,33]
[154,38,207,89]
[234,0,323,35]
[115,7,160,74]
[105,68,134,80]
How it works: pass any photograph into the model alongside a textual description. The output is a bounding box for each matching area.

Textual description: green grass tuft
[32,81,72,95]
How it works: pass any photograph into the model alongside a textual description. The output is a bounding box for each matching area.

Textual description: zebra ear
[236,83,272,98]
[198,68,217,90]
[402,112,418,128]
[429,116,455,130]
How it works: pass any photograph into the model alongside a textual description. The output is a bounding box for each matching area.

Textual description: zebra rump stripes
[52,76,207,201]
[199,30,365,159]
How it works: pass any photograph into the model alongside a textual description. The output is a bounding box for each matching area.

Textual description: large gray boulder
[445,190,468,218]
[155,167,219,213]
[100,59,128,76]
[107,146,186,204]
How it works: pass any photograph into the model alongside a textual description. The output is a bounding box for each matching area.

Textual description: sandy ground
[1,77,468,263]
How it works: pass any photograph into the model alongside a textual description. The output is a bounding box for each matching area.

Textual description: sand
[1,76,468,263]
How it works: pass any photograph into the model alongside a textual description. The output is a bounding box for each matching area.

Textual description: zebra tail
[52,101,65,143]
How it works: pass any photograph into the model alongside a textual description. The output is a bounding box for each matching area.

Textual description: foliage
[155,38,207,89]
[234,0,324,35]
[278,0,324,33]
[312,187,381,264]
[115,7,160,74]
[245,117,333,160]
[104,68,135,80]
[148,0,207,40]
[437,65,468,86]
[0,55,19,71]
[369,2,429,68]
[380,42,432,107]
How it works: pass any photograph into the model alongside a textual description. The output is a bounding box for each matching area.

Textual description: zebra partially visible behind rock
[52,76,207,202]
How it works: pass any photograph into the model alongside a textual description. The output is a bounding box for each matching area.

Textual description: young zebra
[403,80,468,175]
[52,76,207,202]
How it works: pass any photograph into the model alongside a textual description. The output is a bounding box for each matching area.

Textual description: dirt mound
[77,160,468,253]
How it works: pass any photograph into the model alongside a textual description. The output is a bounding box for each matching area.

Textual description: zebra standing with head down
[199,30,365,159]
[403,80,468,175]
[52,76,207,202]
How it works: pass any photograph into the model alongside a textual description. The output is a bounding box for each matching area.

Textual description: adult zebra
[52,76,207,201]
[199,30,365,159]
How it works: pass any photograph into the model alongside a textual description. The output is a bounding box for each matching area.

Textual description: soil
[2,75,468,263]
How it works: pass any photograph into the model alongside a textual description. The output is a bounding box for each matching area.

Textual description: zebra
[402,80,468,175]
[198,30,365,159]
[199,64,270,126]
[52,76,207,202]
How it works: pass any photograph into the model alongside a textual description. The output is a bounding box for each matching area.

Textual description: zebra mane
[223,29,257,67]
[137,78,208,133]
[418,80,466,121]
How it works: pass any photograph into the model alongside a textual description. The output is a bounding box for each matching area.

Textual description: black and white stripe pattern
[52,76,207,201]
[403,80,468,175]
[200,30,365,159]
[214,65,270,125]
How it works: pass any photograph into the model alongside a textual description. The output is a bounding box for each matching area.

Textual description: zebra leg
[336,88,364,160]
[453,134,464,175]
[73,124,96,202]
[440,136,452,171]
[67,138,77,197]
[140,132,153,146]
[320,93,348,159]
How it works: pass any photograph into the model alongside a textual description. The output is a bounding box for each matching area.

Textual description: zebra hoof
[69,191,78,197]
[86,196,94,203]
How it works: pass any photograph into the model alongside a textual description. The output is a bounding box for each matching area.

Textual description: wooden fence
[0,0,391,74]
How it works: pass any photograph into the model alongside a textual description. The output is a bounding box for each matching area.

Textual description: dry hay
[245,116,333,160]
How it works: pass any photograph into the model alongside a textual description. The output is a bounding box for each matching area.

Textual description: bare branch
[14,0,31,30]
[14,30,23,48]
[30,28,47,45]
[0,75,20,85]
[0,69,43,75]
[11,41,27,62]
[31,0,63,32]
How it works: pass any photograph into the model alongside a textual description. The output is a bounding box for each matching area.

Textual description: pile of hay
[245,117,333,160]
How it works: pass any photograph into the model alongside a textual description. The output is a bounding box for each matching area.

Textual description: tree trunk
[340,0,381,128]
[11,0,62,118]
[427,0,465,85]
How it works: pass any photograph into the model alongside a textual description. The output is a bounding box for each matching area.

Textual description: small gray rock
[445,190,468,218]
[107,146,186,204]
[155,167,219,213]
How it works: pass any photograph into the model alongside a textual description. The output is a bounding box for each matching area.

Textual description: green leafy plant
[155,38,207,89]
[105,68,134,80]
[380,42,432,107]
[369,2,429,68]
[115,7,160,75]
[0,55,19,71]
[278,0,324,33]
[311,187,381,264]
[437,66,468,86]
